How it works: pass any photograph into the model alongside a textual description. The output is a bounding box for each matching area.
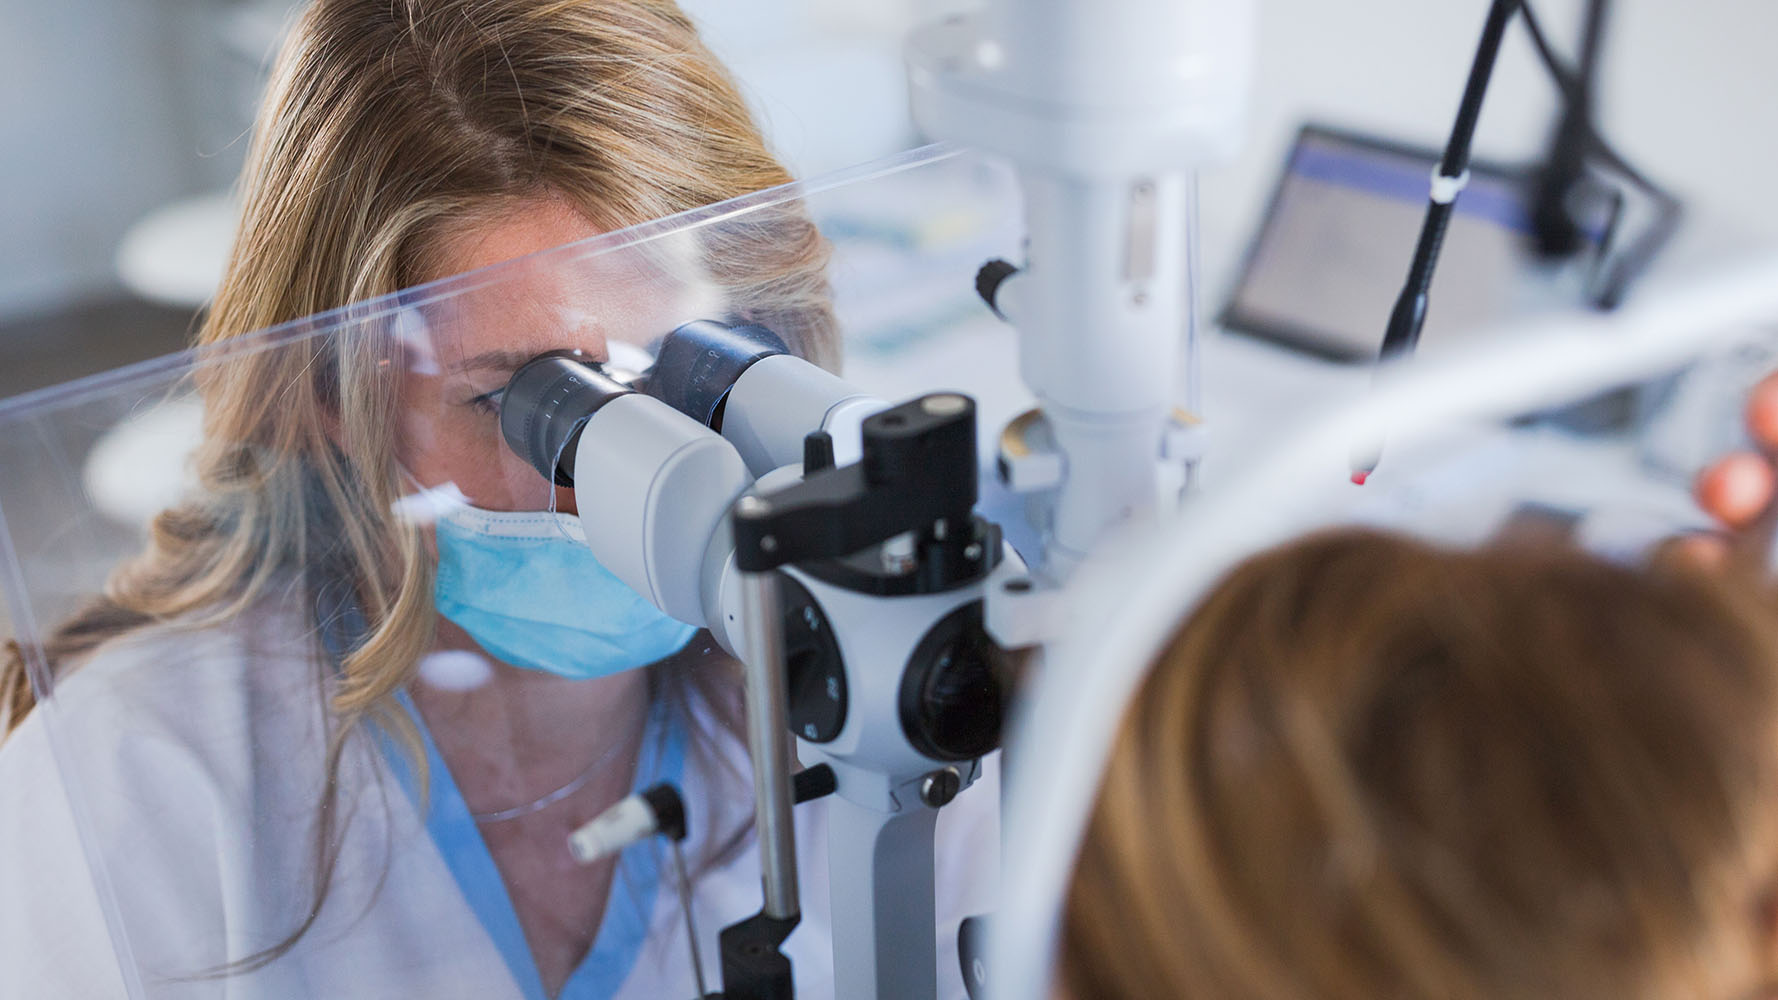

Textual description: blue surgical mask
[432,504,696,679]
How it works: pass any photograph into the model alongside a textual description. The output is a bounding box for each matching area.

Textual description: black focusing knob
[500,351,632,487]
[975,259,1019,320]
[779,574,847,744]
[900,600,1005,763]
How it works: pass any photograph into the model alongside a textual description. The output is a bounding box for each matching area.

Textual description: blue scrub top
[381,692,688,1000]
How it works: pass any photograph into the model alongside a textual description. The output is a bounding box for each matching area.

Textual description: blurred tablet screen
[1221,125,1614,362]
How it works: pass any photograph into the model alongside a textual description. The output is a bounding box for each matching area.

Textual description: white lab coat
[0,596,997,999]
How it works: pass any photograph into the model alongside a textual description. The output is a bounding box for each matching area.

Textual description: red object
[1350,471,1369,486]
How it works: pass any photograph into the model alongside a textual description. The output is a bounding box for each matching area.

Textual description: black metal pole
[1377,0,1522,361]
[1530,0,1609,258]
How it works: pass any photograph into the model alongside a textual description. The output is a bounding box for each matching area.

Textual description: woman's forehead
[428,195,604,276]
[417,222,717,366]
[426,300,614,369]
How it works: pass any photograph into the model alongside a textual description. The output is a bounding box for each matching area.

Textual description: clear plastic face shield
[393,226,723,521]
[0,146,1027,998]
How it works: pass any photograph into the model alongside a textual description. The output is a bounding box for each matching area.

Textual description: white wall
[0,0,193,320]
[0,0,278,326]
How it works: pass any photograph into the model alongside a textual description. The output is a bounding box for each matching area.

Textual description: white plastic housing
[906,0,1255,177]
[566,794,657,865]
[570,393,753,628]
[720,354,885,475]
[908,0,1254,576]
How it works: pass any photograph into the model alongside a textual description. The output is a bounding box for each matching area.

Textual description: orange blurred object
[1745,372,1778,449]
[1695,452,1776,529]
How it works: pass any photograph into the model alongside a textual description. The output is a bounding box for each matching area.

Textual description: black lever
[733,393,978,573]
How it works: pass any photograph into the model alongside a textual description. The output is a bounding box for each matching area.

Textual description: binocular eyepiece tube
[499,349,633,487]
[499,321,797,488]
[496,335,758,636]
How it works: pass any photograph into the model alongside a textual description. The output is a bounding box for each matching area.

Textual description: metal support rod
[738,568,800,920]
[671,840,710,998]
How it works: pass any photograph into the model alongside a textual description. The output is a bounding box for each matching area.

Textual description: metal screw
[760,535,779,553]
[964,543,983,561]
[920,767,963,808]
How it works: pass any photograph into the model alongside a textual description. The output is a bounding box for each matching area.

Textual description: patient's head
[1062,530,1778,1000]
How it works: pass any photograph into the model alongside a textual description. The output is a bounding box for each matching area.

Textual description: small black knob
[920,767,962,808]
[792,764,838,804]
[975,259,1019,320]
[638,783,687,841]
[803,430,835,474]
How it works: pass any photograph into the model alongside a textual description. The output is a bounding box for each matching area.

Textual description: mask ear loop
[537,351,654,546]
[543,415,591,545]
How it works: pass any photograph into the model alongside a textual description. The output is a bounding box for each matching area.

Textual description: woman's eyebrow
[445,349,540,375]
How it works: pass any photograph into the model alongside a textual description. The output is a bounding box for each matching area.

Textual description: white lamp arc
[990,254,1778,1000]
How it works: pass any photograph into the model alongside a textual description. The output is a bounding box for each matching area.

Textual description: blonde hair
[1,0,833,968]
[1062,530,1778,1000]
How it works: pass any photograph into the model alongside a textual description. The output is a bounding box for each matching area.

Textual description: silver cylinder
[738,568,800,920]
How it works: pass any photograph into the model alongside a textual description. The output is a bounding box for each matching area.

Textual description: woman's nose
[554,484,578,516]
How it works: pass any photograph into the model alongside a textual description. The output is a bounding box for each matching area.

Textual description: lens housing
[646,320,787,429]
[500,351,632,486]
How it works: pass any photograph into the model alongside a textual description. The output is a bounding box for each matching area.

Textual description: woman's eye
[468,388,506,417]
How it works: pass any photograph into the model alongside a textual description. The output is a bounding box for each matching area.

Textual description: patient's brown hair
[1062,530,1778,1000]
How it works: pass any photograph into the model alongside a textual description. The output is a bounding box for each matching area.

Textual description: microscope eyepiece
[647,320,788,429]
[499,351,632,487]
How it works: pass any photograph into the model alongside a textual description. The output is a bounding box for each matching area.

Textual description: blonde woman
[1059,530,1778,1000]
[0,2,990,997]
